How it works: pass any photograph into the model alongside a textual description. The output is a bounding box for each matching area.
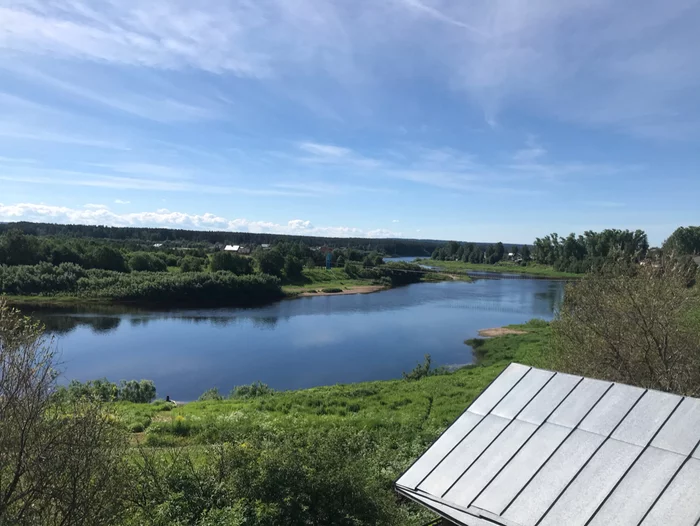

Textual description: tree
[284,255,304,280]
[305,257,316,269]
[256,249,285,277]
[0,300,129,525]
[210,252,253,275]
[129,252,167,272]
[521,245,531,261]
[89,245,127,272]
[552,259,700,395]
[663,226,700,256]
[180,255,204,272]
[0,230,39,266]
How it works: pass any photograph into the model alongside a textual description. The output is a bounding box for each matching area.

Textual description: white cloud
[114,199,130,204]
[0,202,403,238]
[392,219,400,223]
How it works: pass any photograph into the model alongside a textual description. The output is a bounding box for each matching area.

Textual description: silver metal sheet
[471,422,572,515]
[588,446,685,526]
[397,411,483,489]
[653,397,700,456]
[469,364,531,416]
[491,368,554,420]
[548,378,611,429]
[503,428,605,526]
[419,414,509,497]
[401,490,499,526]
[611,390,679,446]
[578,383,645,436]
[537,438,641,526]
[641,458,700,526]
[517,373,581,425]
[443,420,538,507]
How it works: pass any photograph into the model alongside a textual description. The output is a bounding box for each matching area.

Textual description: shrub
[180,255,205,272]
[230,381,275,399]
[119,379,157,403]
[198,387,224,401]
[402,354,433,381]
[129,252,167,272]
[322,287,343,293]
[210,252,253,274]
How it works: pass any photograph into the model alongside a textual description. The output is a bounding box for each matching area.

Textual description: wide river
[32,276,565,400]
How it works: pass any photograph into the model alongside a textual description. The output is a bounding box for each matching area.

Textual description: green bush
[198,387,224,401]
[129,252,167,272]
[230,381,275,399]
[210,252,253,274]
[180,255,205,272]
[321,287,343,293]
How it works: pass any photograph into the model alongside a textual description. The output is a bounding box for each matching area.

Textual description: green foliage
[402,354,433,380]
[552,259,700,395]
[321,287,343,293]
[58,378,157,403]
[180,255,205,272]
[663,226,700,256]
[210,252,254,274]
[129,252,167,272]
[230,381,275,398]
[255,249,285,277]
[0,265,284,306]
[89,245,128,272]
[284,255,304,279]
[199,387,224,401]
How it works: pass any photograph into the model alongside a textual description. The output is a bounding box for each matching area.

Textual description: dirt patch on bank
[478,327,529,337]
[298,285,386,297]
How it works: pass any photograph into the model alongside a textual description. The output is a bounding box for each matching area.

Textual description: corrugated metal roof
[395,363,700,526]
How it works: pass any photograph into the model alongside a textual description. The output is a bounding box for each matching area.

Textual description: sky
[0,0,698,246]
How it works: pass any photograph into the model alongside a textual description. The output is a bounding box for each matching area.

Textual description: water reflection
[30,279,565,400]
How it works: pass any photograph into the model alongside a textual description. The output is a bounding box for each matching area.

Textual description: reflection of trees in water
[40,315,122,335]
[252,316,279,329]
[534,284,565,316]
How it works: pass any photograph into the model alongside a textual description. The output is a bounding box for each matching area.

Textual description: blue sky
[0,0,698,245]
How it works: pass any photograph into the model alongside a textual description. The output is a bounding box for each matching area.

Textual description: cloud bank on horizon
[0,0,698,245]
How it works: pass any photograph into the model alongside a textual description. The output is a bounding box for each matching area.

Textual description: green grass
[416,258,580,279]
[282,267,377,295]
[114,319,551,446]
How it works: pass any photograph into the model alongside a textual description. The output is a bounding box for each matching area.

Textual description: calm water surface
[34,279,564,400]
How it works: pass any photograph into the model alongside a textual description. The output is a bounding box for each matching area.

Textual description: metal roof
[395,363,700,526]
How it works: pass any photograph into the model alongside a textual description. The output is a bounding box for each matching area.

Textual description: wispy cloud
[0,202,403,238]
[392,219,400,223]
[114,199,130,204]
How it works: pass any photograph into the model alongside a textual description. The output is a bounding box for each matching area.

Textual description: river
[32,277,565,400]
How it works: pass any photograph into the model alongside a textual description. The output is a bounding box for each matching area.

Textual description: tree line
[0,221,441,256]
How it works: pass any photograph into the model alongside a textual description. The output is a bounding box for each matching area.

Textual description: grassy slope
[115,319,551,447]
[416,258,580,279]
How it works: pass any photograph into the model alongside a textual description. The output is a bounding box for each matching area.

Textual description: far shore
[293,285,387,297]
[478,327,529,337]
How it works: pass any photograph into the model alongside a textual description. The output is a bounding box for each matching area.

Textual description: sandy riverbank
[296,285,386,297]
[478,327,529,337]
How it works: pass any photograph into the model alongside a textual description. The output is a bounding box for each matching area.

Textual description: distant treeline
[0,221,441,256]
[432,229,654,274]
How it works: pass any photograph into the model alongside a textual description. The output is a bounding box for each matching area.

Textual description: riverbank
[416,258,581,279]
[113,319,551,443]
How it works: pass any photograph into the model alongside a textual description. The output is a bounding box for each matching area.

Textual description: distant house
[224,245,240,252]
[153,243,163,248]
[261,244,271,250]
[239,246,251,255]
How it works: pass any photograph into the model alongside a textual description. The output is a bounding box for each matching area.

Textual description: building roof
[224,245,240,251]
[396,363,700,526]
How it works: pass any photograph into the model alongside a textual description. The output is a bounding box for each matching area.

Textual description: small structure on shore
[396,363,700,526]
[224,245,240,252]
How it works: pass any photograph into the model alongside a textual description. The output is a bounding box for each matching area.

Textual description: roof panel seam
[413,365,534,490]
[501,381,615,516]
[439,371,558,499]
[532,388,649,526]
[583,395,685,526]
[466,375,585,510]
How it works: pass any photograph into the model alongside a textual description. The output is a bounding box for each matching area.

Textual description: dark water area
[30,279,565,400]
